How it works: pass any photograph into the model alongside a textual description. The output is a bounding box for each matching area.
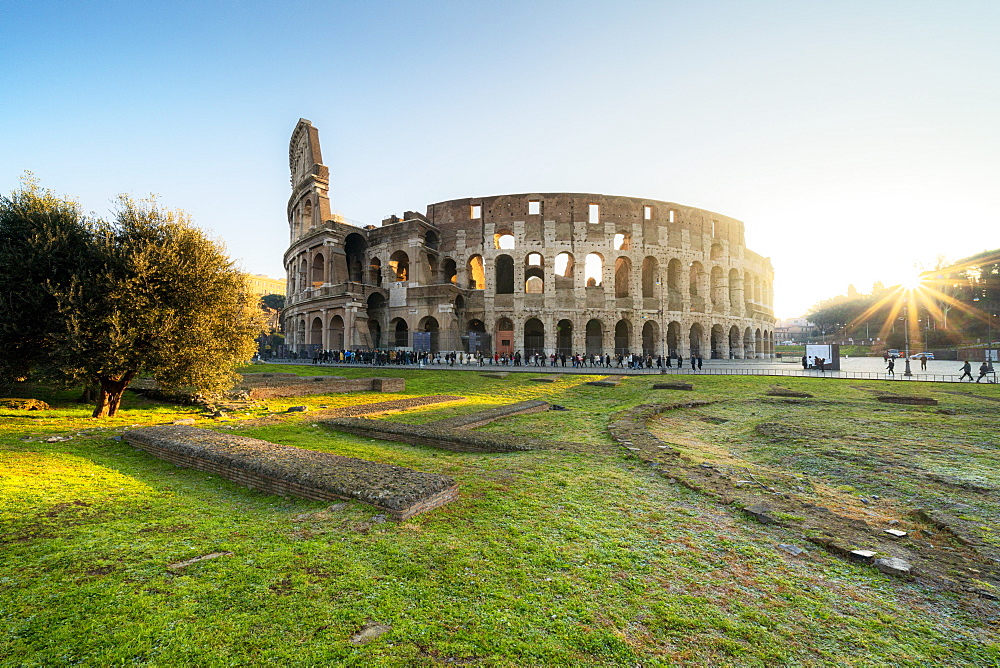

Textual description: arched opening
[524,318,545,357]
[585,253,603,287]
[689,262,705,312]
[614,319,632,355]
[329,315,345,350]
[442,258,457,285]
[424,230,439,250]
[711,266,725,312]
[711,324,725,359]
[425,253,438,285]
[728,268,741,315]
[391,318,409,349]
[729,325,741,359]
[369,257,382,286]
[613,232,631,250]
[525,253,544,294]
[311,252,325,287]
[614,257,631,298]
[642,320,659,356]
[468,255,485,289]
[455,295,465,311]
[345,233,367,283]
[555,252,574,290]
[416,316,439,353]
[494,230,514,250]
[309,316,323,346]
[556,319,573,355]
[368,320,382,350]
[641,256,659,299]
[495,254,515,294]
[667,259,682,311]
[755,328,763,357]
[496,317,514,355]
[586,319,603,356]
[297,259,307,293]
[303,199,313,229]
[689,323,704,358]
[389,251,409,282]
[667,321,681,357]
[467,318,487,355]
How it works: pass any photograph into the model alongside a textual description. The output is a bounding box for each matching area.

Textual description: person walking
[886,357,894,376]
[697,355,703,370]
[977,361,990,383]
[959,360,973,381]
[691,355,697,371]
[920,354,928,371]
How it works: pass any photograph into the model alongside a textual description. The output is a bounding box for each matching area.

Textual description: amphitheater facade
[282,119,776,359]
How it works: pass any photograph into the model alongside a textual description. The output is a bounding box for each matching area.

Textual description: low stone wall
[653,382,694,391]
[321,418,541,453]
[876,395,938,406]
[245,377,405,399]
[123,425,457,520]
[425,400,549,430]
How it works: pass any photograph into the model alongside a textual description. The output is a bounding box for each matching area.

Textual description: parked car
[910,352,935,360]
[887,349,900,358]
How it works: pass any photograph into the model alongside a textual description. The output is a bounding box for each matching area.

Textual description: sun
[899,271,925,291]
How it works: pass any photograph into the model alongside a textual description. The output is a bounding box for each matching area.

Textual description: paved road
[265,356,998,384]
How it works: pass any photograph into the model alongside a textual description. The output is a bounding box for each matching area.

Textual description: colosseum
[282,119,776,360]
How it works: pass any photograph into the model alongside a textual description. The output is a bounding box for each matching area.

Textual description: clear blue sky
[3,0,998,318]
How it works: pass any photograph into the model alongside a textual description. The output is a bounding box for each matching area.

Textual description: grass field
[2,366,999,666]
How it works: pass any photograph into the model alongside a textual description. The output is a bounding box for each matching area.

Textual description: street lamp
[903,303,912,377]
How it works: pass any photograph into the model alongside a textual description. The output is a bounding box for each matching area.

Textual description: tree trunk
[92,371,137,418]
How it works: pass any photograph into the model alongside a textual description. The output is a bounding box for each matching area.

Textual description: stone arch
[525,253,544,294]
[369,257,382,286]
[556,319,573,355]
[442,257,457,285]
[755,327,762,357]
[424,230,439,250]
[329,314,345,350]
[711,324,725,359]
[689,262,705,312]
[555,252,574,278]
[494,230,514,250]
[667,321,681,357]
[689,322,704,357]
[585,319,603,356]
[467,318,486,355]
[311,252,325,287]
[642,320,660,356]
[585,253,604,287]
[391,318,409,348]
[728,268,742,315]
[417,316,440,353]
[496,317,514,355]
[344,233,367,283]
[389,250,409,282]
[667,259,683,311]
[728,325,741,359]
[309,316,324,346]
[711,265,725,313]
[614,231,632,251]
[468,255,485,289]
[641,256,659,299]
[368,319,382,350]
[614,256,631,298]
[614,319,632,355]
[303,199,313,229]
[524,318,545,356]
[495,254,515,294]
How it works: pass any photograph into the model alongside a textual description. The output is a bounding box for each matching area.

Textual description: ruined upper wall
[425,193,747,253]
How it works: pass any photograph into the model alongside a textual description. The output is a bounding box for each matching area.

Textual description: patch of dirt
[612,402,1000,609]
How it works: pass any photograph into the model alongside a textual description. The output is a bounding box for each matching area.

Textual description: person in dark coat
[697,356,703,370]
[886,358,894,376]
[977,361,990,383]
[959,360,973,381]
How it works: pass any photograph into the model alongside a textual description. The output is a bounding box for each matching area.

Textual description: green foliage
[0,180,264,416]
[260,293,285,311]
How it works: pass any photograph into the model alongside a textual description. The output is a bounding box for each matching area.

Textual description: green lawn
[2,368,999,666]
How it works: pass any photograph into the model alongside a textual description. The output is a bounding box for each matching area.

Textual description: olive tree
[0,180,265,417]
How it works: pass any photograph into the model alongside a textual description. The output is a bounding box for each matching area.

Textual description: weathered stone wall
[242,376,404,399]
[124,425,457,520]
